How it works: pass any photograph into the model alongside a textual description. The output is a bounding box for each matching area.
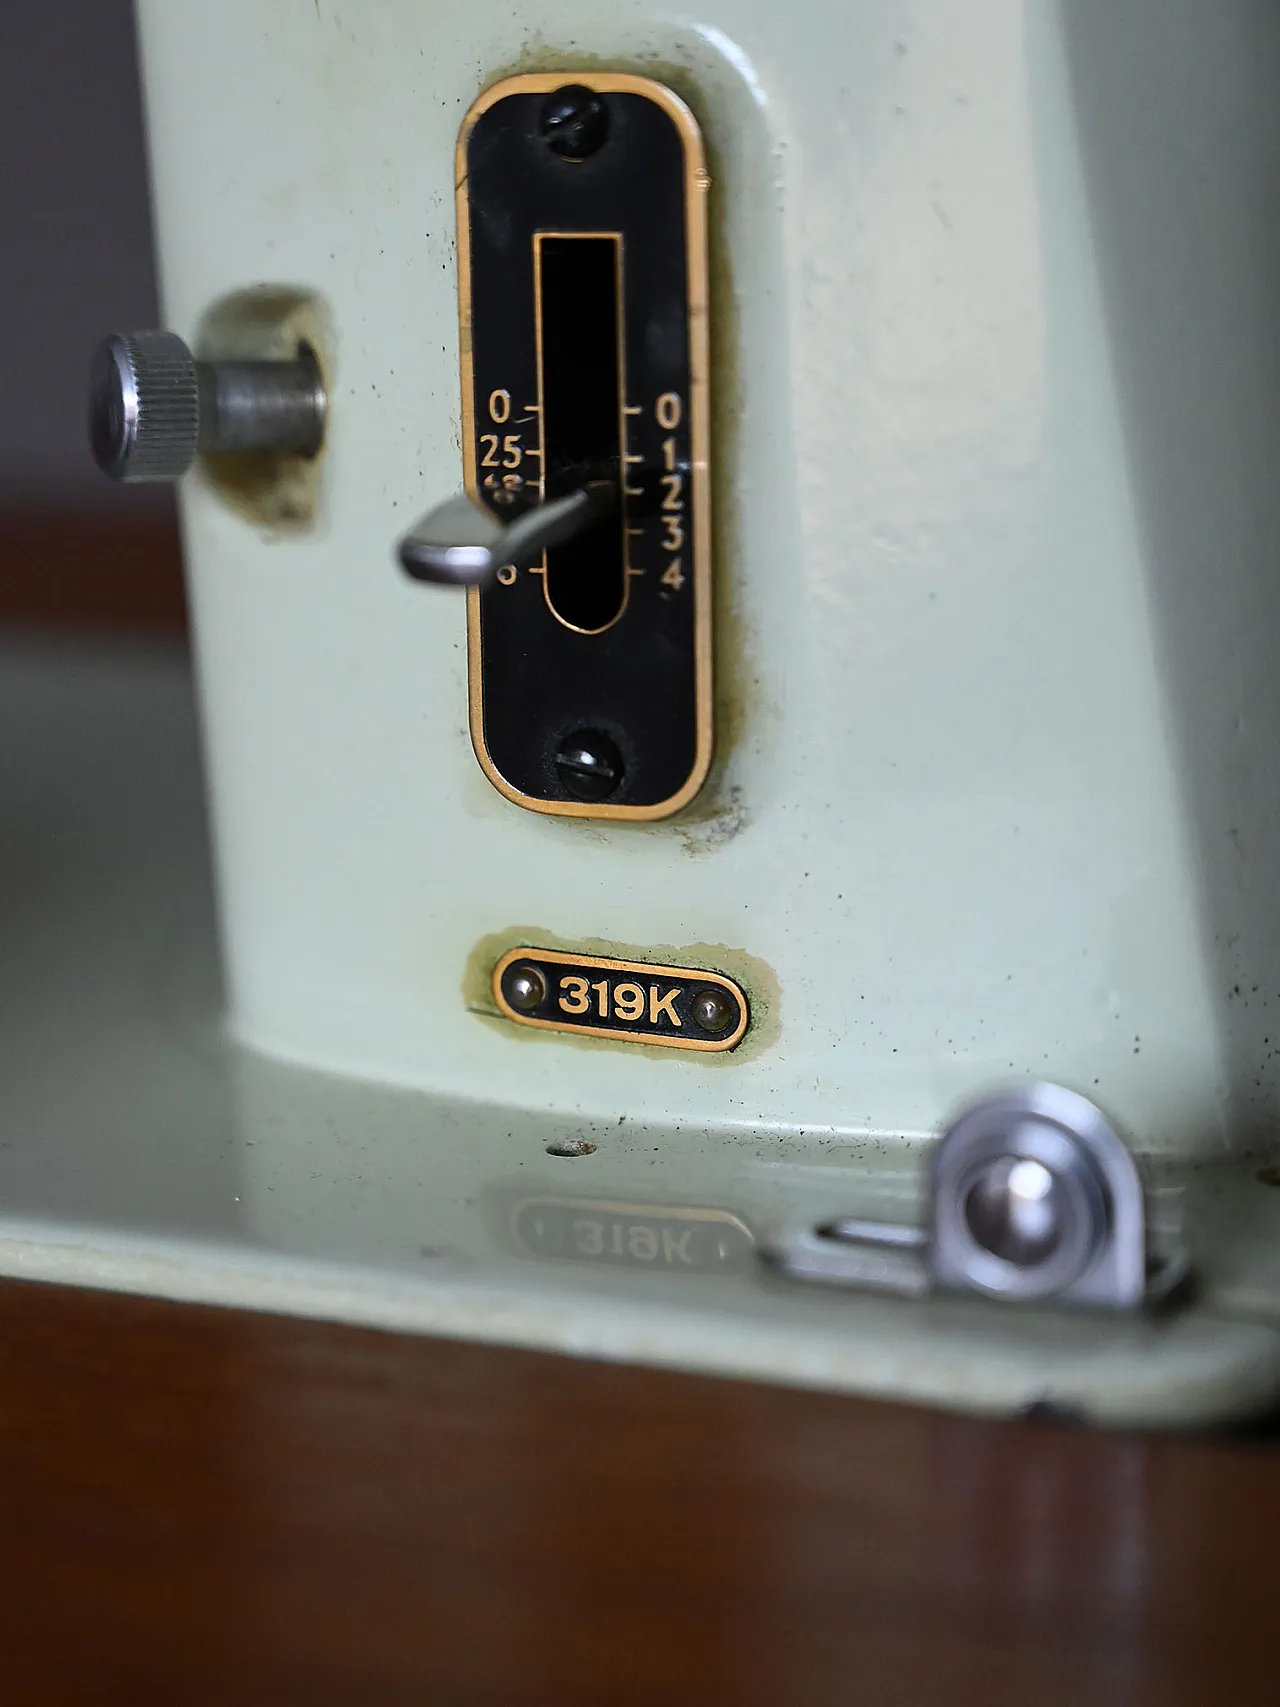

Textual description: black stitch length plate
[457,73,712,819]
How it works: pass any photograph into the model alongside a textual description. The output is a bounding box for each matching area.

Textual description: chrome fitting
[766,1084,1183,1311]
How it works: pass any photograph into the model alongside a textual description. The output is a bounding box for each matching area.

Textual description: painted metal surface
[4,637,1280,1424]
[131,0,1280,1161]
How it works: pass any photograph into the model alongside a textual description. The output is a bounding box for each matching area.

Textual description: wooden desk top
[0,1278,1275,1706]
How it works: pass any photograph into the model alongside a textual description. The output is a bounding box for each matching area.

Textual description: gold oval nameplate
[492,948,749,1052]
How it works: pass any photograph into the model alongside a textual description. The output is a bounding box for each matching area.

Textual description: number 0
[489,389,511,424]
[656,392,683,430]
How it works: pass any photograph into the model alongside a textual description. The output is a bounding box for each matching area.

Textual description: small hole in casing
[546,1138,597,1159]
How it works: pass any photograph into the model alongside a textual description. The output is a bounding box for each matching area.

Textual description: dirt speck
[676,784,748,856]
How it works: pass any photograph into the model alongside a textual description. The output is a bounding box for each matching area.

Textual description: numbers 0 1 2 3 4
[655,391,686,593]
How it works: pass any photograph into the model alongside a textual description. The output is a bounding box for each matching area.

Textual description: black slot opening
[537,235,625,633]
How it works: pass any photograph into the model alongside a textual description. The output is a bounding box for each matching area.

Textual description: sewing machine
[10,0,1280,1424]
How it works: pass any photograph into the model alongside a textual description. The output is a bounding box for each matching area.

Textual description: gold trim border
[491,947,748,1052]
[457,71,713,821]
[531,230,632,635]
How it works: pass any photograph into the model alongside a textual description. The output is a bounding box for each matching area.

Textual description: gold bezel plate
[456,72,713,821]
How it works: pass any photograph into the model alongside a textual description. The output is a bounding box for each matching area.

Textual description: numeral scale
[402,72,713,820]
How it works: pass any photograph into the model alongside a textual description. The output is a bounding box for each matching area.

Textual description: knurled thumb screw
[89,330,326,483]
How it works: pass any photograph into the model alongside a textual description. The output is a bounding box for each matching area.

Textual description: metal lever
[397,480,617,589]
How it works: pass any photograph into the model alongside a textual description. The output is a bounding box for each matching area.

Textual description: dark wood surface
[4,516,1279,1702]
[0,1279,1274,1706]
[1,504,186,632]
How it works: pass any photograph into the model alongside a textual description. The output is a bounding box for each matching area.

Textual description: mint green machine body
[5,0,1280,1424]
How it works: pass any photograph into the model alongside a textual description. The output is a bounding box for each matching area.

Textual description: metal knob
[89,330,326,484]
[764,1082,1186,1310]
[397,481,616,589]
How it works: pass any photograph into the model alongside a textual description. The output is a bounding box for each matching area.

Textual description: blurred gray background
[1,2,158,511]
